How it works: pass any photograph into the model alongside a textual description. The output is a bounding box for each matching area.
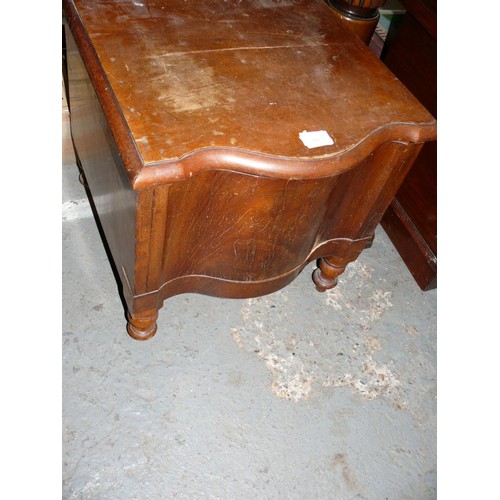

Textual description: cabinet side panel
[66,26,136,307]
[160,170,334,284]
[316,141,423,240]
[380,8,437,290]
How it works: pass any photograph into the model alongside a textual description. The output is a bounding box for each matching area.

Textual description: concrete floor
[62,123,437,498]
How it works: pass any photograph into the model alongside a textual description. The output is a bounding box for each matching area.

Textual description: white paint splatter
[62,199,92,222]
[230,260,405,403]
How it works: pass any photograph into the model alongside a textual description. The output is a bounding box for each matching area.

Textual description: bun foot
[78,172,88,187]
[312,236,375,292]
[126,309,158,340]
[312,259,343,292]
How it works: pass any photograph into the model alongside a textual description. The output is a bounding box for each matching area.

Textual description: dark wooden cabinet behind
[380,0,437,290]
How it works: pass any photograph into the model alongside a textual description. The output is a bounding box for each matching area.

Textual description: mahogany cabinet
[379,0,437,290]
[63,0,436,339]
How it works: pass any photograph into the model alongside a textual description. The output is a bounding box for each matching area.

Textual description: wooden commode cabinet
[63,0,436,339]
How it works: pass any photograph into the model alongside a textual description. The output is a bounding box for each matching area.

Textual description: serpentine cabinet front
[63,0,436,339]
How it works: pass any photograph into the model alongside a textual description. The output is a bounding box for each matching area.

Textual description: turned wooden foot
[78,172,87,187]
[313,257,346,292]
[75,155,88,188]
[126,309,158,340]
[312,235,375,292]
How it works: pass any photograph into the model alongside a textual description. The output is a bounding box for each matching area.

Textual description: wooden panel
[380,2,437,290]
[65,25,137,309]
[64,0,435,170]
[130,140,422,311]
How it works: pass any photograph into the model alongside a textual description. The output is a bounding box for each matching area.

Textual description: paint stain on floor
[230,259,423,408]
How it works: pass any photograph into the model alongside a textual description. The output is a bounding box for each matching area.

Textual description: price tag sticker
[299,130,334,149]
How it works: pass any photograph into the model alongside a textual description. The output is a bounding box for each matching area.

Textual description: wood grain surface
[64,0,436,338]
[64,0,435,187]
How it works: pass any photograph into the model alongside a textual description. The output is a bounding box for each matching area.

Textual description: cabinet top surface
[66,0,435,166]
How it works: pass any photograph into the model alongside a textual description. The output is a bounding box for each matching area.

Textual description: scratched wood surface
[65,0,434,168]
[64,0,437,339]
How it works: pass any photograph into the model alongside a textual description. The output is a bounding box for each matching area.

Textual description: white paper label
[299,130,334,149]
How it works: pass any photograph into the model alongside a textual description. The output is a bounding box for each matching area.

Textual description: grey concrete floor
[62,149,437,498]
